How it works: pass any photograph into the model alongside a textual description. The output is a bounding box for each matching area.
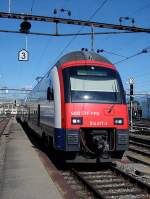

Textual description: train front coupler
[92,136,110,162]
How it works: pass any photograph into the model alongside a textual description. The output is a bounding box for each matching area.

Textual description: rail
[128,128,150,165]
[61,165,150,198]
[109,165,150,194]
[0,117,10,137]
[71,168,105,199]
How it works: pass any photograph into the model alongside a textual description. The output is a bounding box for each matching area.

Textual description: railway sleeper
[129,140,150,149]
[95,183,134,190]
[129,147,150,156]
[107,194,148,199]
[102,189,144,196]
[79,171,112,175]
[81,175,118,180]
[69,184,85,192]
[89,179,124,185]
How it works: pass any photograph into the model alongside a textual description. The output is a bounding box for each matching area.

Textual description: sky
[0,0,150,99]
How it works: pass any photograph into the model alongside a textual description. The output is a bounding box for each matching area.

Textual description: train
[18,51,129,163]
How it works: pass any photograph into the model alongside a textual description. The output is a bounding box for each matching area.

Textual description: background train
[18,51,129,162]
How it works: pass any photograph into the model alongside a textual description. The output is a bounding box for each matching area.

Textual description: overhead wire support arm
[0,12,150,33]
[0,29,140,36]
[0,88,32,91]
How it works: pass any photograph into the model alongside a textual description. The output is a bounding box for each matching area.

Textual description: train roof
[29,51,114,93]
[55,51,112,68]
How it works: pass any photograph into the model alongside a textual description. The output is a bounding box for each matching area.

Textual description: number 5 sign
[18,49,29,61]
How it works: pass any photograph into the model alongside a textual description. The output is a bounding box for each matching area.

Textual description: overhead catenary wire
[113,46,150,65]
[102,2,150,53]
[34,0,113,83]
[130,2,150,17]
[87,0,109,20]
[31,0,73,83]
[133,73,150,79]
[114,52,142,64]
[97,49,127,58]
[6,0,149,93]
[124,76,150,89]
[124,69,150,78]
[136,79,150,85]
[53,0,109,63]
[135,80,150,86]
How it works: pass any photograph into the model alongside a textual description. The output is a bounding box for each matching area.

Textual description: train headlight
[71,117,83,125]
[114,118,124,125]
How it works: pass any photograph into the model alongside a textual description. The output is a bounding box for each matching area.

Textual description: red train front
[55,51,129,162]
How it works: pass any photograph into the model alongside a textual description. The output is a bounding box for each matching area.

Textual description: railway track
[129,143,150,157]
[132,128,150,135]
[133,119,150,125]
[127,125,150,165]
[133,120,150,133]
[20,121,150,199]
[129,133,150,145]
[61,165,150,199]
[0,117,10,137]
[129,134,150,156]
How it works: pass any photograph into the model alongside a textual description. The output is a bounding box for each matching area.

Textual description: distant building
[0,103,17,115]
[140,97,150,119]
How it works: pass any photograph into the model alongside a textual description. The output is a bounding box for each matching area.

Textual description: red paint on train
[65,103,128,129]
[60,60,116,70]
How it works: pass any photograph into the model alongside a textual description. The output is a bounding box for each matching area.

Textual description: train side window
[47,87,51,101]
[47,87,54,101]
[51,88,54,100]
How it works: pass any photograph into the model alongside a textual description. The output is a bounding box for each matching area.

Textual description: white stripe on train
[50,66,61,128]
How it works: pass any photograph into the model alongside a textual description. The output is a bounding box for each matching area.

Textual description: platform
[0,118,63,199]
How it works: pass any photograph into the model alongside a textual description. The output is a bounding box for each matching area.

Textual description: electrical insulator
[68,11,71,16]
[53,9,57,14]
[20,20,31,33]
[97,49,104,53]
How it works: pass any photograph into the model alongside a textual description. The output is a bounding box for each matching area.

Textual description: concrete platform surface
[0,118,63,199]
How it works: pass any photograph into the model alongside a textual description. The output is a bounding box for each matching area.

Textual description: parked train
[19,51,129,162]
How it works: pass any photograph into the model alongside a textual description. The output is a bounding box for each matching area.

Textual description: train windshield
[62,66,125,104]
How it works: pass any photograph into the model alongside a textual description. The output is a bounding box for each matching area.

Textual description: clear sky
[0,0,150,97]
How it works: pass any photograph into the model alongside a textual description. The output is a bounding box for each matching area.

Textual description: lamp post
[129,78,134,131]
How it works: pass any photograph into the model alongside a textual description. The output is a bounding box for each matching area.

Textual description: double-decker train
[19,51,129,162]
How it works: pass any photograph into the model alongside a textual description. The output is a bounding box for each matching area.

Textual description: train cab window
[63,66,126,104]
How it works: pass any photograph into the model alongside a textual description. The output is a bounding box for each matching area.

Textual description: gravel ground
[0,119,11,192]
[115,158,150,185]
